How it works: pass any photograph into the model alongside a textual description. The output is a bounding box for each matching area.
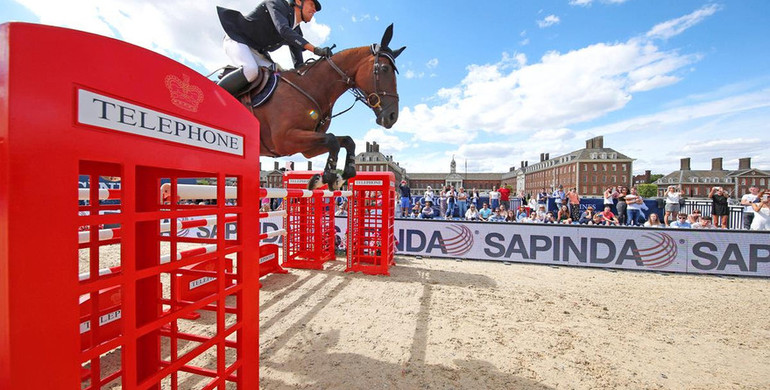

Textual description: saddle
[219,65,280,108]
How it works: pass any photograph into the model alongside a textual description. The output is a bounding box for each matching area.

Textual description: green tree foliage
[637,183,658,197]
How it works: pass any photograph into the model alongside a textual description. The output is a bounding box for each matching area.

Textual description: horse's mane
[293,46,369,73]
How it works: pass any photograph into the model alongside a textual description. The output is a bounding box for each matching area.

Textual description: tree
[637,183,658,197]
[648,174,664,184]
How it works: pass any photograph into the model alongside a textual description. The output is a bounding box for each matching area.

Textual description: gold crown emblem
[164,74,204,112]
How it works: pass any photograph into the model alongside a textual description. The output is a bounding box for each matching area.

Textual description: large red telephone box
[0,23,260,389]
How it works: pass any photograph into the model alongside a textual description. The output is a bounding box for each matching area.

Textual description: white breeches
[223,36,273,82]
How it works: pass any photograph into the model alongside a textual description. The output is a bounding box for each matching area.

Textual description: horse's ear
[380,23,394,48]
[392,46,406,59]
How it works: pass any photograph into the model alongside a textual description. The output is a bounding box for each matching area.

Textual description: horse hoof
[342,166,357,180]
[307,174,323,190]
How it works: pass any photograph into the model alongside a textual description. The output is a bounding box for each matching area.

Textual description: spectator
[741,186,760,230]
[663,186,682,225]
[420,200,436,219]
[457,187,468,219]
[445,185,457,219]
[578,206,596,225]
[520,212,535,223]
[543,212,556,224]
[708,186,730,229]
[410,203,421,218]
[750,190,770,230]
[692,216,714,229]
[489,185,500,211]
[505,209,516,222]
[643,213,664,227]
[566,187,581,221]
[616,187,628,225]
[537,188,549,210]
[688,209,703,225]
[528,212,541,223]
[597,205,619,226]
[335,200,348,216]
[516,206,529,222]
[499,185,511,210]
[489,209,506,222]
[398,179,411,218]
[465,203,479,220]
[557,205,572,224]
[535,204,548,221]
[553,185,565,212]
[478,203,492,221]
[470,188,480,209]
[423,186,435,205]
[439,186,448,218]
[625,187,645,226]
[603,187,617,214]
[669,213,692,228]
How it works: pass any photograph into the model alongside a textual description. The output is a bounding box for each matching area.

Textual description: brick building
[655,157,770,198]
[354,141,407,182]
[407,157,504,194]
[502,136,634,197]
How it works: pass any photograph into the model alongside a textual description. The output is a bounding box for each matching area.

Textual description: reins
[279,48,399,130]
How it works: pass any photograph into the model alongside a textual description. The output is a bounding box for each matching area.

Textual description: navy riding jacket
[217,0,309,68]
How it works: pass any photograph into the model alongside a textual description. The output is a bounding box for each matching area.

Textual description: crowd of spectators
[395,181,770,231]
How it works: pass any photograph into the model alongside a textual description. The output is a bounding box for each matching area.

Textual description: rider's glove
[313,46,333,57]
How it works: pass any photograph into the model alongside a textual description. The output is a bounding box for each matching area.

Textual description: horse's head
[354,24,405,129]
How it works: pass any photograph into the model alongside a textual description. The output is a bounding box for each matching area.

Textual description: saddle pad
[252,73,279,107]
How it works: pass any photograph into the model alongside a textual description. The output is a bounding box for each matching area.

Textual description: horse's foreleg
[337,136,357,180]
[321,133,342,189]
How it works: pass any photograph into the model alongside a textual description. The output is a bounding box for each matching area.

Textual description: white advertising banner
[175,216,770,278]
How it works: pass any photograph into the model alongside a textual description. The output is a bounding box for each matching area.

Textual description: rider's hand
[313,46,333,57]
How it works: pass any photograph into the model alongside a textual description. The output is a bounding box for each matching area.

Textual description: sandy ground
[81,246,770,389]
[258,256,770,390]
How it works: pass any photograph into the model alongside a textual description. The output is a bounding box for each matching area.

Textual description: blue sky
[2,0,769,176]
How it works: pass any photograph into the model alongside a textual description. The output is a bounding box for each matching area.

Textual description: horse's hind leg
[337,136,357,180]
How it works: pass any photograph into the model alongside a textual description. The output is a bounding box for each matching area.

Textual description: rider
[216,0,334,95]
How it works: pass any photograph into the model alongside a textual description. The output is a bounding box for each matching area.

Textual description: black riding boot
[217,67,249,96]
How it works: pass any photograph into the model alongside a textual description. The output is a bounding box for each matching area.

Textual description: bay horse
[250,24,405,189]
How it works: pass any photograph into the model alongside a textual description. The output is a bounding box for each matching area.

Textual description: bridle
[280,46,400,131]
[327,44,399,113]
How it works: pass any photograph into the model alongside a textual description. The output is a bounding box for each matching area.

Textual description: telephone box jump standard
[0,23,260,389]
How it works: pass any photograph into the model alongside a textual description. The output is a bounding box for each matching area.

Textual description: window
[612,176,616,183]
[590,153,597,159]
[622,165,627,171]
[704,178,710,183]
[761,179,766,186]
[622,176,627,183]
[593,164,597,171]
[583,164,587,171]
[603,164,607,171]
[612,164,617,171]
[601,153,607,159]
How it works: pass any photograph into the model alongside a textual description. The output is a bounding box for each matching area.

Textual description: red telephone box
[281,171,337,269]
[346,172,396,276]
[0,23,259,389]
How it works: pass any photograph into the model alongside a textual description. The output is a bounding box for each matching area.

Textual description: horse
[246,24,405,190]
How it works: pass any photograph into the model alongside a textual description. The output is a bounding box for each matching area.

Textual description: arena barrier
[1,23,260,389]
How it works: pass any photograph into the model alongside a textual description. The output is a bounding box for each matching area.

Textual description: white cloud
[351,14,371,23]
[646,4,720,40]
[569,0,630,6]
[537,14,560,28]
[391,38,697,144]
[11,0,331,72]
[426,58,439,69]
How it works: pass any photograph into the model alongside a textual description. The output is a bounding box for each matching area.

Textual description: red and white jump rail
[78,184,351,201]
[78,211,287,245]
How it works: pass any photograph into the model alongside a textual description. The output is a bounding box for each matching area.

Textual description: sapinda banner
[177,216,770,277]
